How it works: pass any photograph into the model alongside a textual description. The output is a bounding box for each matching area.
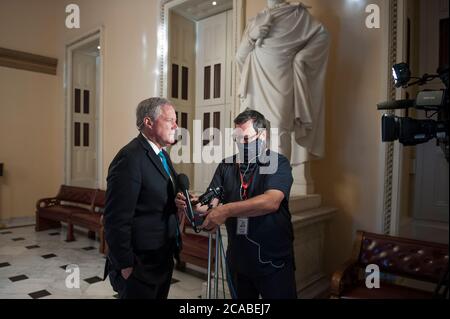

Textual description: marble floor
[0,225,205,299]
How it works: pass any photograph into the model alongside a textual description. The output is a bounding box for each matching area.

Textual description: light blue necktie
[158,150,181,249]
[158,151,171,178]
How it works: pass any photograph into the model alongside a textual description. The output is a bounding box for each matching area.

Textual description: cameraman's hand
[201,205,229,232]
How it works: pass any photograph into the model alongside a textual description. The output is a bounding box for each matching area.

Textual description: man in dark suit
[104,97,181,299]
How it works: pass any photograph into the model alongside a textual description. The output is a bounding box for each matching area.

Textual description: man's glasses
[232,131,261,143]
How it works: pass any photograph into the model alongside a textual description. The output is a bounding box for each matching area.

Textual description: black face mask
[237,138,265,163]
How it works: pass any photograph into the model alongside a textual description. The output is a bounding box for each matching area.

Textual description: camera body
[378,63,449,161]
[190,186,224,229]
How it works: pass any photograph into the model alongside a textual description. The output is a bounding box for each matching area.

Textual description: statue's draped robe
[236,3,329,164]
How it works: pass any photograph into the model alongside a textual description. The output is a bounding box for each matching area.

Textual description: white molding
[389,0,409,236]
[158,0,242,111]
[159,0,195,98]
[64,27,105,189]
[158,0,243,191]
[381,0,399,235]
[97,27,106,189]
[377,0,389,232]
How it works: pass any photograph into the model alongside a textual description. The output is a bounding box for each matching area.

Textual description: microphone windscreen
[177,174,190,191]
[377,99,415,110]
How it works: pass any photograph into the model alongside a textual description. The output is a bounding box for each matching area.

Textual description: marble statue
[236,0,330,165]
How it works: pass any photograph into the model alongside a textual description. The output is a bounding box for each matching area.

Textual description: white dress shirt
[141,133,173,183]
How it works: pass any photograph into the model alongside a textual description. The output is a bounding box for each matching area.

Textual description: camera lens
[381,114,399,142]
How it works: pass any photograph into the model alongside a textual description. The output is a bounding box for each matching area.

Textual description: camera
[378,63,449,161]
[189,186,224,229]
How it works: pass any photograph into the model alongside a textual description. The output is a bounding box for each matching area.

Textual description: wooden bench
[35,185,106,254]
[68,189,106,254]
[35,185,96,233]
[330,230,449,299]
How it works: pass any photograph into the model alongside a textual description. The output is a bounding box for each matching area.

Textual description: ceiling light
[212,1,217,5]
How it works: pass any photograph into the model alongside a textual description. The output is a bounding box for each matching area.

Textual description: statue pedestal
[291,162,315,195]
[289,150,337,297]
[290,195,336,298]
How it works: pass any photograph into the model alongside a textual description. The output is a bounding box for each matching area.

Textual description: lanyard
[239,168,254,200]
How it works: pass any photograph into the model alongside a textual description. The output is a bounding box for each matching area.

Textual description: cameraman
[175,109,297,299]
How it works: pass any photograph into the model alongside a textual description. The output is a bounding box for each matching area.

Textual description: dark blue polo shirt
[208,151,295,276]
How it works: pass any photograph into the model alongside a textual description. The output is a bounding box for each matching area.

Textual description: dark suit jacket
[104,133,179,270]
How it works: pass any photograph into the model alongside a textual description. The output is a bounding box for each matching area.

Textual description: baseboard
[0,216,35,229]
[298,276,331,299]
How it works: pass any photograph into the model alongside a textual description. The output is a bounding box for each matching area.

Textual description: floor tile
[41,254,57,259]
[0,225,205,299]
[29,290,51,299]
[84,276,103,284]
[26,245,40,249]
[9,274,28,282]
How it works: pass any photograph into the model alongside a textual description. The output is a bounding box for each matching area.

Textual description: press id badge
[236,217,249,235]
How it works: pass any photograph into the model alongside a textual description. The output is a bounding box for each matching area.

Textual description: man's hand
[121,267,133,280]
[200,190,285,231]
[175,192,199,212]
[201,205,229,231]
[175,192,187,211]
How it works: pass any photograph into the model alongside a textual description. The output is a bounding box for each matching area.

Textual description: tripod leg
[207,232,213,299]
[214,228,220,299]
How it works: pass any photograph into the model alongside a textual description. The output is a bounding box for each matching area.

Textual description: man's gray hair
[136,97,172,131]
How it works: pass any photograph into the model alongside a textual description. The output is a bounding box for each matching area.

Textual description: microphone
[377,99,415,110]
[176,174,204,231]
